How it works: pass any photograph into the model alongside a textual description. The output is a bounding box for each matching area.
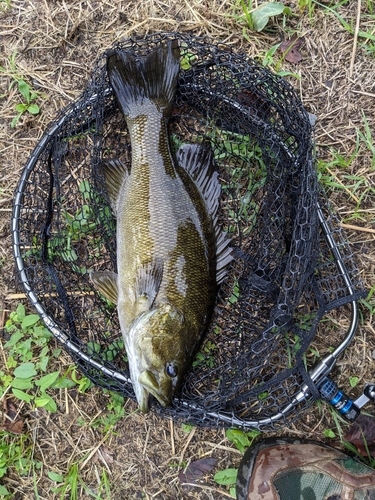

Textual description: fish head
[126,302,189,413]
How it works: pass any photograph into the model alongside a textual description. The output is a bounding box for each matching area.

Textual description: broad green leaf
[226,429,250,453]
[21,314,40,329]
[27,103,40,114]
[349,376,359,388]
[35,371,60,391]
[214,468,238,485]
[51,377,76,389]
[0,485,9,495]
[11,112,22,128]
[16,303,25,320]
[38,354,49,373]
[18,80,30,101]
[15,103,28,112]
[12,388,34,403]
[87,341,101,356]
[48,471,64,482]
[13,362,37,378]
[323,429,336,438]
[230,487,236,498]
[35,392,56,412]
[44,396,57,413]
[4,330,23,348]
[34,395,49,407]
[252,2,285,32]
[11,377,34,390]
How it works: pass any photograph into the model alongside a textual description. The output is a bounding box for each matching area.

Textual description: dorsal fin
[176,143,220,219]
[176,143,233,283]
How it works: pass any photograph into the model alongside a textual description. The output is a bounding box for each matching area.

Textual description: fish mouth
[138,370,171,408]
[137,385,151,414]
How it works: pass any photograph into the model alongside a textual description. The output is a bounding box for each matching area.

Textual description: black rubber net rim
[11,32,366,430]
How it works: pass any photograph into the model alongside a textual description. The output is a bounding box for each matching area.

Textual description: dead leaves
[279,34,304,63]
[0,399,24,434]
[178,457,216,491]
[344,415,375,457]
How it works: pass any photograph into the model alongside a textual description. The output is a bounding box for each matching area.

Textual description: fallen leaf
[279,35,304,63]
[178,458,216,490]
[344,415,375,457]
[0,399,24,434]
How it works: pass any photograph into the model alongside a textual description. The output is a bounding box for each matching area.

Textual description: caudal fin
[107,40,180,117]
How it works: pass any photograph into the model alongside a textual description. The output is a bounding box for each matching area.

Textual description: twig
[169,418,175,456]
[201,441,242,456]
[178,427,196,465]
[340,222,375,234]
[349,0,361,77]
[181,482,235,498]
[80,433,110,470]
[352,90,375,98]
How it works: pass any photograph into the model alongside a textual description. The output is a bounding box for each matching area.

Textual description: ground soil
[1,0,374,499]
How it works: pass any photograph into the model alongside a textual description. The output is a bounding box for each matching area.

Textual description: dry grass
[1,0,375,498]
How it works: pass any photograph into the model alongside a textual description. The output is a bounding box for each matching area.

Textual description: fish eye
[166,363,178,378]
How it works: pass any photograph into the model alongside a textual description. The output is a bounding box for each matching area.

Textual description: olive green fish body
[116,111,216,333]
[91,41,231,412]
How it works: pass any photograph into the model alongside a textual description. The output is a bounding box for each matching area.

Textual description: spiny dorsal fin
[176,143,220,219]
[90,270,119,304]
[215,230,233,283]
[107,39,180,117]
[101,159,129,212]
[135,259,164,313]
[176,143,233,284]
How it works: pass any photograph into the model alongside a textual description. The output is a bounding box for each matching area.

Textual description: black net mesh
[12,32,366,430]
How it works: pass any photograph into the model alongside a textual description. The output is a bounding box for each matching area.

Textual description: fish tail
[107,40,180,118]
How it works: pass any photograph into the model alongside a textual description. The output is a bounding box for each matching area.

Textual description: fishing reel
[319,378,375,422]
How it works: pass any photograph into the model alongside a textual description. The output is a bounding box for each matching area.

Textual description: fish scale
[90,40,231,412]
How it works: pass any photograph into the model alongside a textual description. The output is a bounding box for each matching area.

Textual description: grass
[1,0,375,497]
[232,0,289,33]
[0,50,43,128]
[213,429,261,498]
[0,303,117,498]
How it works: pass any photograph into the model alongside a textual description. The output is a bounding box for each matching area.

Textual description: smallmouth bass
[90,40,231,412]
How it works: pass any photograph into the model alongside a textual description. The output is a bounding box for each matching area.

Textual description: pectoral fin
[90,270,119,304]
[135,260,163,313]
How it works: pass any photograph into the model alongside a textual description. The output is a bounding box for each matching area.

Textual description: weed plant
[0,51,42,128]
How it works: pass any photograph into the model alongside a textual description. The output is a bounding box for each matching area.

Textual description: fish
[90,40,232,413]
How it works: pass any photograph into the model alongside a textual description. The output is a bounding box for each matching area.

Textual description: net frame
[11,32,366,430]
